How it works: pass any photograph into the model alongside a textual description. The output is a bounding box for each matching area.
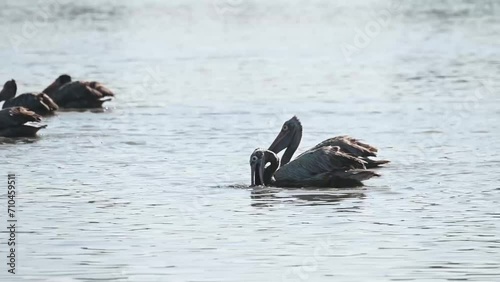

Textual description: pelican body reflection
[250,186,366,208]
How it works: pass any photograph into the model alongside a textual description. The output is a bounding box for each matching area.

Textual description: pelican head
[43,74,72,96]
[250,148,280,186]
[0,79,17,102]
[268,116,303,165]
[57,74,72,85]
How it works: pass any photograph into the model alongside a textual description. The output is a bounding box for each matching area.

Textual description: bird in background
[0,79,58,115]
[43,74,115,109]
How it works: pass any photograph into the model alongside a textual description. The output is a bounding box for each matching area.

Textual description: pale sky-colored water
[0,0,499,281]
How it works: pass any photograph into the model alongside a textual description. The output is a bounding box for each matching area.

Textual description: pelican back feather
[274,146,367,187]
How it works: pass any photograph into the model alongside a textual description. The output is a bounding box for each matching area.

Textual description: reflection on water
[0,137,40,145]
[1,0,500,281]
[251,187,366,207]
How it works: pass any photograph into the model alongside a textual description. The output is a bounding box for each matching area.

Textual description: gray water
[1,0,500,281]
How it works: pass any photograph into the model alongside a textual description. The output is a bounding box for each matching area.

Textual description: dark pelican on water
[42,74,115,109]
[268,116,389,169]
[248,116,388,188]
[0,107,47,137]
[0,79,58,115]
[250,147,379,188]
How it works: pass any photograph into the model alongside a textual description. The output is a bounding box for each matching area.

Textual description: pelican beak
[42,80,59,95]
[251,164,256,186]
[250,155,267,186]
[268,130,292,153]
[258,156,266,186]
[49,80,59,89]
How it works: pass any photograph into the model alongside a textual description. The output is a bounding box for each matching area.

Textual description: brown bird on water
[250,147,379,188]
[268,116,389,169]
[0,107,47,137]
[0,79,58,115]
[248,116,388,188]
[42,74,115,109]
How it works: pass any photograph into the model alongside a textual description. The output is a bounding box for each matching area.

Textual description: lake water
[1,0,499,281]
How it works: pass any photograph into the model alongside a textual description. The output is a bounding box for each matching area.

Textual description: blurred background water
[0,0,499,281]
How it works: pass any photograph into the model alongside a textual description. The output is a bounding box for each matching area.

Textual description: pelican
[268,116,389,168]
[0,107,47,137]
[42,74,114,109]
[250,147,379,188]
[0,79,58,115]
